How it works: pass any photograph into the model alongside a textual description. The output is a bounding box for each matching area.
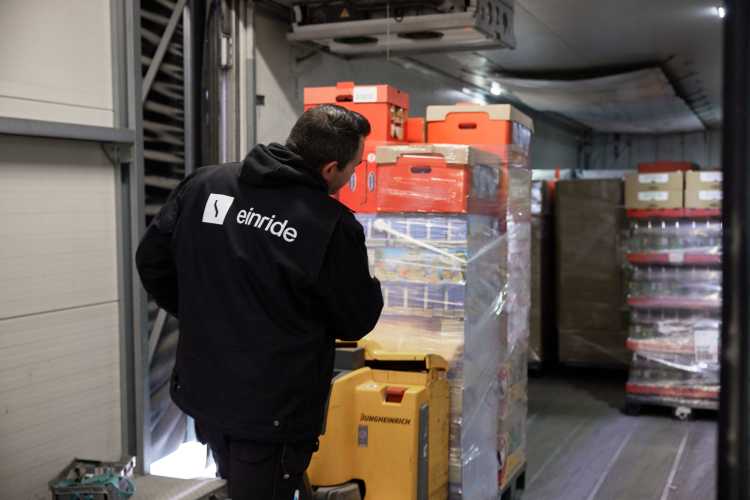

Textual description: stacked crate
[355,103,532,499]
[426,105,532,497]
[303,81,413,212]
[623,169,722,417]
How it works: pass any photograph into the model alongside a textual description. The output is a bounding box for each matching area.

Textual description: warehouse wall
[0,136,122,499]
[0,1,122,497]
[0,136,122,498]
[530,118,581,170]
[255,13,469,144]
[254,12,582,169]
[587,130,722,170]
[0,0,114,127]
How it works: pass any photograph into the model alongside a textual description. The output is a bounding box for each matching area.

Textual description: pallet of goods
[350,102,533,500]
[623,168,722,419]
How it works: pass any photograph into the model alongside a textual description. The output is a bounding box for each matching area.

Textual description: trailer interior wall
[0,2,122,498]
[587,129,723,170]
[254,12,582,169]
[0,0,115,127]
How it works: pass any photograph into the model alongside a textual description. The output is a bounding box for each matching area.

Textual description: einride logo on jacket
[201,192,300,242]
[201,193,235,225]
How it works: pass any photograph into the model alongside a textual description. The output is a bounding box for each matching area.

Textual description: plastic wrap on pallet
[361,212,504,500]
[627,266,722,302]
[358,145,530,500]
[626,350,720,405]
[624,211,723,411]
[624,217,723,253]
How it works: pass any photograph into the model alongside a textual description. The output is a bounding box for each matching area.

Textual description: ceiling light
[716,6,726,18]
[461,88,486,105]
[490,81,504,96]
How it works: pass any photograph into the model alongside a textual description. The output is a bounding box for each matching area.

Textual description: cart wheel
[674,406,692,421]
[624,401,641,416]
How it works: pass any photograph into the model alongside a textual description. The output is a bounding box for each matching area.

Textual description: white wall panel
[0,136,118,319]
[0,303,121,500]
[0,0,114,126]
[0,135,120,499]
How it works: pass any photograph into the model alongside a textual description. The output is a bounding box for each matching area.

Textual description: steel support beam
[183,1,196,175]
[719,1,750,499]
[111,0,137,466]
[125,0,150,475]
[0,117,134,144]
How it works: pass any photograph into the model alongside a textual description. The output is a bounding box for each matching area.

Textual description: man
[136,104,383,499]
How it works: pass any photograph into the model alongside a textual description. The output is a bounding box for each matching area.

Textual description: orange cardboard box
[425,104,534,155]
[375,144,505,214]
[304,81,409,143]
[305,82,411,212]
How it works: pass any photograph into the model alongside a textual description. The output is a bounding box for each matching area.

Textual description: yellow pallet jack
[301,341,450,500]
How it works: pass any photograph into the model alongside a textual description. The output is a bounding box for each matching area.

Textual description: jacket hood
[240,143,328,192]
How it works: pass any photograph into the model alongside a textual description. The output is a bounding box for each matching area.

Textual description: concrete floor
[524,370,717,500]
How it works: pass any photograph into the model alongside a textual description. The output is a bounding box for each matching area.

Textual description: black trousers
[196,421,317,500]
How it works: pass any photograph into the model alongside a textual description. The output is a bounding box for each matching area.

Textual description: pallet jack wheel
[304,475,363,500]
[674,406,693,421]
[623,401,641,416]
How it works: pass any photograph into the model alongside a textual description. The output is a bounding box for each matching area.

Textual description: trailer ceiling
[409,0,723,130]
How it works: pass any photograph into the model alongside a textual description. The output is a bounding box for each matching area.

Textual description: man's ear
[320,161,339,182]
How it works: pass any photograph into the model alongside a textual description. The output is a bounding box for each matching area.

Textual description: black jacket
[136,143,383,442]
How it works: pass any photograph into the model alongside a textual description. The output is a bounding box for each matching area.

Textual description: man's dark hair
[286,104,371,171]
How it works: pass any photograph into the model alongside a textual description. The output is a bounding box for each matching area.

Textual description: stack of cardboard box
[357,143,530,500]
[303,81,414,212]
[625,171,684,209]
[685,171,723,209]
[426,104,532,498]
[555,179,630,367]
[625,168,722,210]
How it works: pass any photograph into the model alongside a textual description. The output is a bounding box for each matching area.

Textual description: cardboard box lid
[425,104,535,132]
[686,170,723,185]
[304,81,410,108]
[375,143,521,167]
[626,171,684,189]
